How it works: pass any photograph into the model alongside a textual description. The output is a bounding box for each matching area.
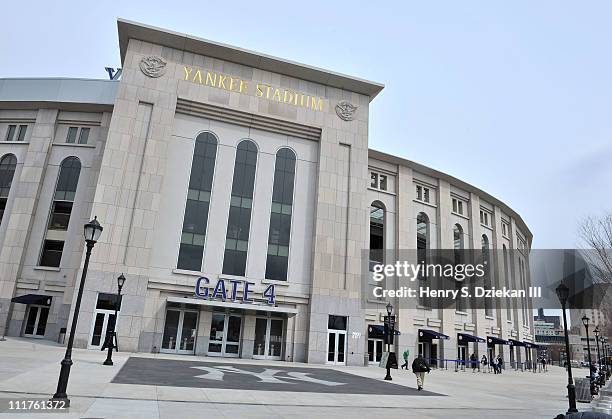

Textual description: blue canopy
[487,336,511,346]
[458,333,485,343]
[419,329,449,340]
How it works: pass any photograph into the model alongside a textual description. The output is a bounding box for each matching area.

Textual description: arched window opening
[0,154,17,225]
[40,157,81,267]
[482,234,493,316]
[454,224,464,312]
[417,213,430,308]
[223,140,258,276]
[265,148,296,281]
[177,132,218,271]
[369,201,385,271]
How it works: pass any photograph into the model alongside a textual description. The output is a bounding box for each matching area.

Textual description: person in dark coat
[470,353,478,372]
[412,355,431,390]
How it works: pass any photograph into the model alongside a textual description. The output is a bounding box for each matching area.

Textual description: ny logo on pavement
[190,365,345,386]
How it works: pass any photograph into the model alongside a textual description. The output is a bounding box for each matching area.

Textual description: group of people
[473,353,504,374]
[399,349,511,391]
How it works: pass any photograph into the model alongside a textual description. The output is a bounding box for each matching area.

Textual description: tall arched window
[369,201,385,271]
[265,148,296,281]
[482,234,493,316]
[503,244,512,322]
[0,154,17,225]
[177,132,218,271]
[417,213,430,307]
[40,156,81,267]
[223,140,258,276]
[454,224,464,311]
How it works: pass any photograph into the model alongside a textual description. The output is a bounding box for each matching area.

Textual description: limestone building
[0,19,534,366]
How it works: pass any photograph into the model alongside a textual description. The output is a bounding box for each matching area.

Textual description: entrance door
[253,317,284,360]
[24,305,49,338]
[458,345,467,368]
[207,313,242,357]
[161,308,198,354]
[88,309,116,349]
[367,339,384,364]
[89,293,122,350]
[326,330,347,365]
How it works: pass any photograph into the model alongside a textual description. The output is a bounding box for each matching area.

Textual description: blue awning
[487,336,511,346]
[11,294,52,306]
[458,333,485,344]
[368,325,384,339]
[419,329,449,340]
[523,341,540,349]
[368,325,401,339]
[509,339,525,347]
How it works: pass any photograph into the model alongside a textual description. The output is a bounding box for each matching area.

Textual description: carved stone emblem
[139,56,167,78]
[335,100,358,121]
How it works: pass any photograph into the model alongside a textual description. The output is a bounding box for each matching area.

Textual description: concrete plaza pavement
[0,337,582,418]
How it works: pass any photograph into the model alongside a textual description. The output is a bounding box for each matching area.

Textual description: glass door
[458,345,467,368]
[326,330,347,365]
[161,308,198,354]
[253,317,284,360]
[207,313,242,357]
[367,338,383,364]
[88,310,115,349]
[23,305,50,338]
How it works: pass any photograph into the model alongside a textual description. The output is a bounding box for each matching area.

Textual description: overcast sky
[2,1,611,249]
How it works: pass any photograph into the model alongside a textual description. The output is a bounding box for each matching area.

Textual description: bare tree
[577,213,612,345]
[579,212,612,284]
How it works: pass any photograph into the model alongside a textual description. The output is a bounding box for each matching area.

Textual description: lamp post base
[103,359,113,366]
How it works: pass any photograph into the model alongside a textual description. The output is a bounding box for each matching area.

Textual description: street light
[51,217,103,407]
[384,302,393,381]
[556,283,578,414]
[582,315,596,395]
[103,274,126,366]
[594,327,602,375]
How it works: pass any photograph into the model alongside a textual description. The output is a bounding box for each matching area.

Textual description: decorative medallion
[335,100,358,121]
[139,56,167,78]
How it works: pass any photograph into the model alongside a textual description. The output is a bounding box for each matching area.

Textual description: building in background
[0,19,535,366]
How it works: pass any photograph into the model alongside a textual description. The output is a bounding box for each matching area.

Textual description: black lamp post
[103,274,126,366]
[556,283,578,414]
[594,327,602,374]
[52,217,103,407]
[384,302,393,381]
[582,315,596,395]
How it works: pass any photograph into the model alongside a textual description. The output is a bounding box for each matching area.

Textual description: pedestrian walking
[491,356,498,374]
[401,348,410,370]
[496,355,503,374]
[481,355,488,372]
[470,353,478,372]
[412,354,431,391]
[541,357,547,372]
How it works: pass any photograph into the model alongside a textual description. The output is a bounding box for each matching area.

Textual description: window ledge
[506,320,513,324]
[34,266,60,272]
[413,199,437,208]
[480,223,493,230]
[53,142,96,148]
[172,268,203,277]
[367,186,396,196]
[0,141,29,145]
[261,278,290,287]
[485,315,495,320]
[451,212,470,220]
[455,311,468,316]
